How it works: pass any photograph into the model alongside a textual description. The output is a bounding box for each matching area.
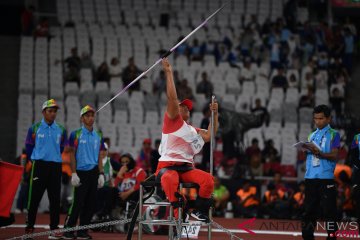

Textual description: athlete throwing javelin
[155,58,218,222]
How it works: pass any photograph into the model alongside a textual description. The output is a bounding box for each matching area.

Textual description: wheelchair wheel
[141,194,169,235]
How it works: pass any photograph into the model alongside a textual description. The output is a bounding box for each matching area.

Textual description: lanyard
[311,129,329,148]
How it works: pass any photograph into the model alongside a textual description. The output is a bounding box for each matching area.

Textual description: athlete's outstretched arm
[162,58,179,119]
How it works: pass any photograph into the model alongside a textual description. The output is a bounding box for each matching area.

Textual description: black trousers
[95,186,114,216]
[301,179,338,240]
[65,167,98,232]
[26,160,62,230]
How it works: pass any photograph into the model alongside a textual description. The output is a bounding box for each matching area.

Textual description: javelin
[96,2,229,113]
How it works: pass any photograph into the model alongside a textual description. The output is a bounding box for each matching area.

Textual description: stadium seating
[17,0,316,169]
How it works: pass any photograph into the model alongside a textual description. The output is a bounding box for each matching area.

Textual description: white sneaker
[190,210,210,223]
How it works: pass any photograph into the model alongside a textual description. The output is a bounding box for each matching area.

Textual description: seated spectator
[34,17,49,38]
[235,180,260,218]
[189,38,205,61]
[249,153,263,177]
[298,86,315,108]
[251,98,269,125]
[287,35,297,57]
[261,183,290,219]
[288,73,299,88]
[96,62,110,83]
[290,181,305,219]
[216,158,235,179]
[317,52,329,70]
[314,70,328,89]
[177,79,194,101]
[109,57,122,78]
[300,36,315,64]
[80,52,95,70]
[213,177,230,217]
[262,140,279,163]
[247,14,261,33]
[289,53,301,70]
[330,87,344,117]
[122,57,142,92]
[113,154,146,207]
[64,65,80,85]
[335,68,348,86]
[271,66,288,90]
[240,27,254,57]
[174,36,189,58]
[240,58,255,82]
[245,138,261,162]
[273,172,292,196]
[196,71,213,98]
[62,48,81,85]
[214,43,227,65]
[301,72,315,90]
[136,138,152,174]
[227,47,240,68]
[264,164,282,178]
[63,48,81,71]
[300,60,315,85]
[270,42,280,70]
[153,70,166,97]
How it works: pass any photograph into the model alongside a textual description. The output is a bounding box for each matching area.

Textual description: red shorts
[155,161,214,203]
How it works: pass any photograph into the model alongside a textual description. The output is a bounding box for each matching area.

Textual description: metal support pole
[208,95,216,240]
[138,185,143,239]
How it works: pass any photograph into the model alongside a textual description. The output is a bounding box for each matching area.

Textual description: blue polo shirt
[305,125,340,179]
[25,119,67,163]
[69,126,104,171]
[350,133,360,152]
[351,134,360,160]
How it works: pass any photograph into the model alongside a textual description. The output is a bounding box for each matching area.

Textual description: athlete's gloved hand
[71,173,81,187]
[98,173,105,188]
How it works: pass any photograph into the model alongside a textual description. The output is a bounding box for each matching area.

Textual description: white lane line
[200,228,329,237]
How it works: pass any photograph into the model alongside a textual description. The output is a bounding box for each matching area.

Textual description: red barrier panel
[0,161,23,217]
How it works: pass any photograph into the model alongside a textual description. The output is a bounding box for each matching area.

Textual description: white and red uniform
[114,166,146,192]
[156,113,214,203]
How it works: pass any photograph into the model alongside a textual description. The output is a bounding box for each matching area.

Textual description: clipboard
[292,141,321,152]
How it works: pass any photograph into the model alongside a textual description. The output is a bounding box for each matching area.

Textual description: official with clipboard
[298,105,341,240]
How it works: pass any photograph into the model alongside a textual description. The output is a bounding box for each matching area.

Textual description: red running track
[0,213,333,240]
